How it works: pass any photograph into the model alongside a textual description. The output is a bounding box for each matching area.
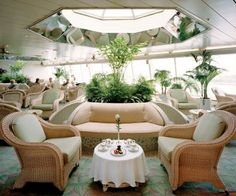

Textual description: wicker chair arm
[31,94,43,105]
[39,118,80,138]
[225,93,236,100]
[170,97,178,108]
[217,95,234,102]
[159,122,197,139]
[53,92,64,112]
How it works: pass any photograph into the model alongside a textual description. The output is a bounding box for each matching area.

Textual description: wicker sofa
[67,102,171,139]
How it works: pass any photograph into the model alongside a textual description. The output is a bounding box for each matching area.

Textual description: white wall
[0,60,54,82]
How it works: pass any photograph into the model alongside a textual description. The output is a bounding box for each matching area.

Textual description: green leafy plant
[0,61,29,83]
[54,67,69,79]
[99,37,144,80]
[185,50,223,99]
[178,17,200,41]
[154,69,172,94]
[9,60,25,73]
[85,74,155,103]
[171,76,199,94]
[170,83,183,89]
[103,75,134,103]
[86,37,154,103]
[132,77,155,102]
[85,74,106,102]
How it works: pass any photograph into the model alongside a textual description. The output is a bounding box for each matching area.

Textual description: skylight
[62,9,176,33]
[72,9,163,20]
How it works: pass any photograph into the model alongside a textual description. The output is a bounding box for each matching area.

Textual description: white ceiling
[0,0,236,65]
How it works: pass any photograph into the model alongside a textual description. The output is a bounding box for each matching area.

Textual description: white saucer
[128,146,139,152]
[98,146,108,152]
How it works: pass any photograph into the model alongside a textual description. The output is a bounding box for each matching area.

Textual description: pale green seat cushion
[170,89,188,103]
[32,104,53,110]
[44,136,81,163]
[193,113,226,141]
[12,114,46,142]
[158,136,191,161]
[42,89,60,104]
[178,102,198,109]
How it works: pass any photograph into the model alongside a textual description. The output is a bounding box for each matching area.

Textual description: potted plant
[185,50,223,109]
[86,37,155,103]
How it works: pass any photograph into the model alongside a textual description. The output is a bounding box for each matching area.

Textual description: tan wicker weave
[212,87,236,104]
[1,89,26,108]
[158,110,236,192]
[216,102,236,140]
[0,103,21,139]
[0,112,82,191]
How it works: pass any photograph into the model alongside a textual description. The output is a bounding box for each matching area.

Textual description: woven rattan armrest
[159,122,198,139]
[39,118,80,138]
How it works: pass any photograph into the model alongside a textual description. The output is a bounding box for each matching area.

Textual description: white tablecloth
[89,140,149,187]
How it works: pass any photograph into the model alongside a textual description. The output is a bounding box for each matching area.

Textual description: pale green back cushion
[170,89,187,103]
[42,89,60,104]
[12,114,46,142]
[193,113,226,141]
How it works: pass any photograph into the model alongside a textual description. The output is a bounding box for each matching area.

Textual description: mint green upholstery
[193,113,226,141]
[42,89,60,104]
[158,136,191,161]
[178,103,198,109]
[32,104,53,110]
[12,114,46,142]
[170,89,188,103]
[44,136,81,163]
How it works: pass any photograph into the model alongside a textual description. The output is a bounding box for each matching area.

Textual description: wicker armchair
[0,98,21,108]
[31,88,64,119]
[166,89,198,114]
[67,85,85,102]
[152,101,188,124]
[49,99,84,124]
[17,83,30,92]
[24,84,46,108]
[212,87,236,106]
[0,112,82,191]
[158,110,236,192]
[1,89,26,108]
[0,103,21,139]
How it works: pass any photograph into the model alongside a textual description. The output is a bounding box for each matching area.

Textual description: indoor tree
[185,50,223,99]
[154,69,172,94]
[85,37,155,103]
[99,37,144,80]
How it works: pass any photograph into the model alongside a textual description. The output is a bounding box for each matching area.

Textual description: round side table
[89,140,149,191]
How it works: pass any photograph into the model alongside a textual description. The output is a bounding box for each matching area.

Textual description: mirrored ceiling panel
[29,8,207,48]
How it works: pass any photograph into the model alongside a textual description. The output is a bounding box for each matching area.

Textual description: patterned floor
[0,141,236,196]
